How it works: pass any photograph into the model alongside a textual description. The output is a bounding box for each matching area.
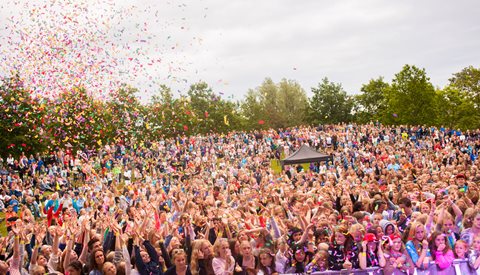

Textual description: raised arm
[78,219,91,264]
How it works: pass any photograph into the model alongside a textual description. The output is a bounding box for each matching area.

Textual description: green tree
[276,79,308,127]
[148,85,176,137]
[241,78,308,129]
[46,87,102,150]
[0,76,47,157]
[448,66,480,110]
[308,78,354,124]
[241,89,265,130]
[436,84,480,130]
[103,86,145,143]
[354,77,389,124]
[386,65,437,125]
[257,78,281,128]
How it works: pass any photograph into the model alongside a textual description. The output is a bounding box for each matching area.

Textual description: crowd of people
[0,123,480,275]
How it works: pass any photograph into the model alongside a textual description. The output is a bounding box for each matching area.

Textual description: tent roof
[281,145,332,165]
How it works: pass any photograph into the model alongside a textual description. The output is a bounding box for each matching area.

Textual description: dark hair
[257,248,276,274]
[353,201,364,212]
[87,237,100,252]
[67,260,83,272]
[88,248,104,272]
[429,231,449,260]
[399,197,412,208]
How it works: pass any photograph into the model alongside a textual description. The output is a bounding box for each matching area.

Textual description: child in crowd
[429,231,455,271]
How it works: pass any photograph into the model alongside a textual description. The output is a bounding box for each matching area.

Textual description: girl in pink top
[429,231,455,271]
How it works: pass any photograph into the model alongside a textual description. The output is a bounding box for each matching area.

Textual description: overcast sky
[161,0,480,100]
[1,0,479,101]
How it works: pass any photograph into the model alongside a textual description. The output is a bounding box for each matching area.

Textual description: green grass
[270,159,311,175]
[0,190,54,236]
[0,212,5,236]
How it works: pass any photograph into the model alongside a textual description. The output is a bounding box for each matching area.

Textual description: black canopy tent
[281,145,333,167]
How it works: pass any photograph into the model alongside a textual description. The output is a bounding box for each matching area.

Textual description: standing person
[165,249,192,275]
[359,233,386,269]
[454,240,469,260]
[468,235,480,272]
[190,239,214,275]
[212,238,235,275]
[256,249,280,275]
[429,231,455,272]
[234,241,258,275]
[383,234,414,275]
[396,197,413,234]
[88,249,105,275]
[461,209,480,246]
[327,225,359,271]
[405,222,430,269]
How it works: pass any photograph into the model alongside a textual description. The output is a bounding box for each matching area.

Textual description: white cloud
[1,0,479,100]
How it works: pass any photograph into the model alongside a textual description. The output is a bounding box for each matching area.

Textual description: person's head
[140,250,151,264]
[89,248,105,271]
[168,236,181,250]
[191,239,212,274]
[30,265,46,275]
[289,227,303,243]
[37,254,48,267]
[385,224,394,235]
[363,232,378,251]
[87,237,102,253]
[172,249,187,270]
[454,240,468,259]
[373,200,386,212]
[237,230,249,242]
[349,223,365,242]
[40,245,52,259]
[332,224,353,249]
[388,234,403,252]
[196,239,212,258]
[372,213,383,225]
[473,235,480,251]
[258,248,275,269]
[420,202,431,214]
[213,238,230,258]
[292,245,307,262]
[456,174,466,186]
[429,231,449,259]
[66,261,83,275]
[239,240,253,257]
[442,215,455,233]
[472,209,480,230]
[375,225,384,240]
[407,222,426,242]
[102,261,117,275]
[61,245,78,271]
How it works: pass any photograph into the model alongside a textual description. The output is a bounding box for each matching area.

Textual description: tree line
[1,64,479,156]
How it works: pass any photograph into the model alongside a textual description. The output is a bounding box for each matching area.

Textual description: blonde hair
[472,235,480,248]
[349,223,365,235]
[416,214,428,225]
[190,240,211,275]
[171,249,187,263]
[213,238,229,258]
[406,222,425,242]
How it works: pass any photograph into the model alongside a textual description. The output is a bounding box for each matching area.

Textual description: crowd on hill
[0,123,480,275]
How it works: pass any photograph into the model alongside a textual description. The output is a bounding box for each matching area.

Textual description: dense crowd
[0,124,480,275]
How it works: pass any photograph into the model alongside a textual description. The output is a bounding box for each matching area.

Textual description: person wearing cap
[359,232,386,269]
